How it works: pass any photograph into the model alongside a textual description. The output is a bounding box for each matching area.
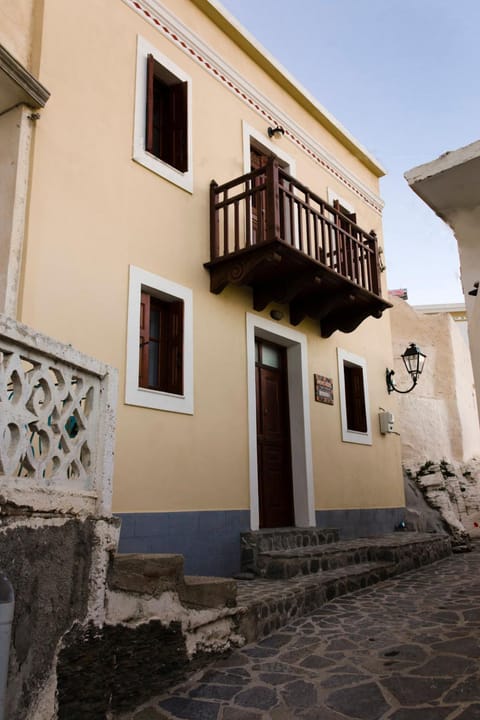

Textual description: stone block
[180,576,237,608]
[108,553,184,595]
[416,471,445,489]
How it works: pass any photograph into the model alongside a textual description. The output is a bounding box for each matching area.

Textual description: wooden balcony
[204,159,391,337]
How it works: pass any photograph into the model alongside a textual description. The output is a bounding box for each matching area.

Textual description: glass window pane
[148,340,160,387]
[262,345,280,368]
[150,304,161,340]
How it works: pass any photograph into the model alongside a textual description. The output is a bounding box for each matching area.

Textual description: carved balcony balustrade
[0,314,117,516]
[205,159,391,337]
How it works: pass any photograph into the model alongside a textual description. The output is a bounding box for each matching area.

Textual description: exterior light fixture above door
[386,343,426,394]
[267,125,285,139]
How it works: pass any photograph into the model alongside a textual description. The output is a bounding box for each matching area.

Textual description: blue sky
[219,0,480,305]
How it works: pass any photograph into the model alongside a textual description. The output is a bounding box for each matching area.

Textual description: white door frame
[246,313,315,530]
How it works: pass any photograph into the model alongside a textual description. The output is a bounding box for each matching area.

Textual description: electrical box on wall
[379,411,395,434]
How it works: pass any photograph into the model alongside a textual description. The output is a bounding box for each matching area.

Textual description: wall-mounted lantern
[386,343,426,394]
[267,125,285,139]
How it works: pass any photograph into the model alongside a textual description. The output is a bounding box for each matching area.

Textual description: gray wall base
[316,507,406,538]
[117,507,406,577]
[116,510,251,577]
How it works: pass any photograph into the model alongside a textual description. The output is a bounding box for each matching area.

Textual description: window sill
[341,430,372,446]
[125,385,193,414]
[133,150,193,193]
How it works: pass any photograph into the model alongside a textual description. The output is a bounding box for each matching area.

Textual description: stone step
[180,576,237,609]
[258,543,371,579]
[255,533,450,579]
[241,527,339,573]
[237,560,395,642]
[108,554,237,610]
[108,553,185,595]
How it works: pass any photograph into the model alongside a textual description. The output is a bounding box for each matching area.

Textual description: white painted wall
[389,297,480,465]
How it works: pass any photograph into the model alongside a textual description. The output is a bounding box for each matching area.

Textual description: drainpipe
[0,574,14,720]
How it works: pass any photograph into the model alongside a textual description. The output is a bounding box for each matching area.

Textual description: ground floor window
[337,348,371,444]
[139,291,184,394]
[126,266,193,413]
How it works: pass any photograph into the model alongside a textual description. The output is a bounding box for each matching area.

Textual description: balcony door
[250,144,293,248]
[255,338,294,528]
[250,146,270,244]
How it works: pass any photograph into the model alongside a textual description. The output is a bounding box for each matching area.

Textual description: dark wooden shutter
[145,54,155,154]
[333,199,356,226]
[344,364,367,432]
[139,292,151,387]
[170,81,188,172]
[334,200,357,279]
[165,300,184,394]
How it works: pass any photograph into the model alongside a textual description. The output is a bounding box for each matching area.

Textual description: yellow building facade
[1,0,404,575]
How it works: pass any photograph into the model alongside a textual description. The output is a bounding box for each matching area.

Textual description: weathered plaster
[389,297,480,465]
[106,588,243,657]
[0,317,119,720]
[0,106,33,318]
[1,519,93,720]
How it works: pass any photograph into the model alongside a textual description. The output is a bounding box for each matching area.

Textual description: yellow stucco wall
[18,0,403,516]
[0,0,43,72]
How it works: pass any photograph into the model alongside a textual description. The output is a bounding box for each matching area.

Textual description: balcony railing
[206,159,390,336]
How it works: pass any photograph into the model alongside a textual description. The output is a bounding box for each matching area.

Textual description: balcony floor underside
[205,240,391,338]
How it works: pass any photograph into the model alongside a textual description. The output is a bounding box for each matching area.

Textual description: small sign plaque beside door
[314,374,334,405]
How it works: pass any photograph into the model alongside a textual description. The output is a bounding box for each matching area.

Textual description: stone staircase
[237,528,452,641]
[82,532,453,713]
[240,527,451,580]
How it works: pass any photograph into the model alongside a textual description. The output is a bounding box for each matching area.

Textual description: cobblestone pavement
[128,547,480,720]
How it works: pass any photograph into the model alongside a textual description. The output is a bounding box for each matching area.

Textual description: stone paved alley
[124,545,480,720]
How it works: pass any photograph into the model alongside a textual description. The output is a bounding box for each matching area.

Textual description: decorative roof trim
[122,0,384,213]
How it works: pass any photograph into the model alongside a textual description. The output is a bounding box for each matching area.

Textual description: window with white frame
[133,36,193,193]
[337,348,371,445]
[126,266,193,413]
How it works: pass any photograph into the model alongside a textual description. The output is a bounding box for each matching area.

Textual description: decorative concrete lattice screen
[0,315,118,517]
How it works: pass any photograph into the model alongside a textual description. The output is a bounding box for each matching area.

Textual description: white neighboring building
[389,296,480,466]
[413,303,468,346]
[405,141,480,420]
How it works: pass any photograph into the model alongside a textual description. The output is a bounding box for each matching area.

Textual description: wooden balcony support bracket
[290,288,348,327]
[321,303,385,338]
[254,270,323,312]
[206,246,282,295]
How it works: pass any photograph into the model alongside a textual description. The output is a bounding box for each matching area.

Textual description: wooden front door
[255,339,294,528]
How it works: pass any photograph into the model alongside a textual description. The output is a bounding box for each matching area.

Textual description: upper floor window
[337,348,371,445]
[146,54,188,172]
[134,37,193,192]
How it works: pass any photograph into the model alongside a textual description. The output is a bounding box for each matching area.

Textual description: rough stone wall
[404,459,480,542]
[1,517,93,720]
[57,620,189,719]
[55,582,243,717]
